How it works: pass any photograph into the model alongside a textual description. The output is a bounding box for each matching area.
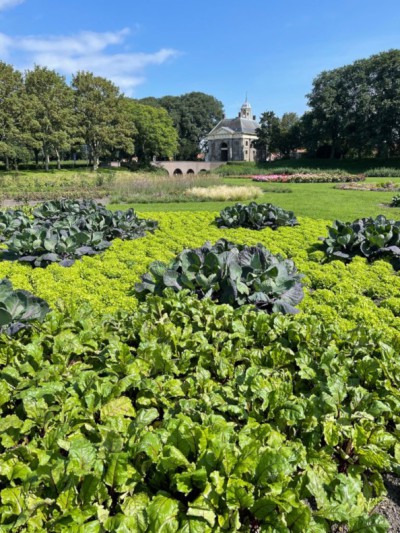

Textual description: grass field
[112,177,400,221]
[1,167,400,221]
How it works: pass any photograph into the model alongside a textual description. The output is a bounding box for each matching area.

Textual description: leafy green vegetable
[390,195,400,207]
[215,201,298,230]
[0,291,397,530]
[0,278,49,334]
[135,239,304,314]
[0,199,158,267]
[322,215,400,269]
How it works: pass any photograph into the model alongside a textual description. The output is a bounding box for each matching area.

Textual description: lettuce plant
[215,202,298,230]
[135,238,304,314]
[0,278,50,334]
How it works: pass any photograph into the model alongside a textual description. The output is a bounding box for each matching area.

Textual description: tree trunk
[55,149,61,170]
[5,156,9,171]
[34,149,39,167]
[93,155,99,171]
[45,152,50,172]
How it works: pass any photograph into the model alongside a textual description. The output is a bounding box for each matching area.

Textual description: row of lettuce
[1,200,400,531]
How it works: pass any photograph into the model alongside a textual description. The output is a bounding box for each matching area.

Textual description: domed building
[205,99,263,162]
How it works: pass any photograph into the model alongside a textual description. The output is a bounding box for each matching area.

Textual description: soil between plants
[374,474,400,532]
[330,474,400,532]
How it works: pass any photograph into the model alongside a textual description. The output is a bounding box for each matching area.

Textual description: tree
[0,62,36,170]
[254,111,281,159]
[366,50,400,157]
[141,92,224,160]
[306,50,400,158]
[25,66,76,171]
[72,72,134,170]
[277,113,302,157]
[306,68,347,158]
[124,100,178,162]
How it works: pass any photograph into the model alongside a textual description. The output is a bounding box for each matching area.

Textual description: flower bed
[251,173,365,183]
[336,181,400,191]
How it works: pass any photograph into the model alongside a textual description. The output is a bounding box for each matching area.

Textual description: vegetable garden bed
[0,208,400,531]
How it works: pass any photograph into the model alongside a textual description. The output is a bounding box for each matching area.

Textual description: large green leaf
[147,494,181,533]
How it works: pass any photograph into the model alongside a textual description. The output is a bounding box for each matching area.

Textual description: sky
[1,0,399,119]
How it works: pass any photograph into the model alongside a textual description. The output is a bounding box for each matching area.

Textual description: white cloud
[0,28,179,94]
[0,0,24,11]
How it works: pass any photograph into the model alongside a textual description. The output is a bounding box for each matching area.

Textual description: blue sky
[1,0,399,119]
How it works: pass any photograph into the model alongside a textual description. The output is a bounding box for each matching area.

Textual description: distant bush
[365,168,400,177]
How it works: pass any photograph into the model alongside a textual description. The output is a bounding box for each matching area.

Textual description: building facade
[205,100,262,162]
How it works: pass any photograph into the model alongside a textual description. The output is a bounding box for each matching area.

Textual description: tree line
[0,62,224,170]
[1,49,399,170]
[256,50,400,159]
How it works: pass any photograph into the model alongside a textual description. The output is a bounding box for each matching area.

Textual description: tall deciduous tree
[141,92,224,160]
[124,100,178,162]
[278,112,302,157]
[306,50,400,158]
[254,111,281,159]
[25,66,76,171]
[0,62,36,170]
[72,72,134,170]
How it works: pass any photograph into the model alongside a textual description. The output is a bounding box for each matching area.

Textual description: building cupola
[240,98,252,119]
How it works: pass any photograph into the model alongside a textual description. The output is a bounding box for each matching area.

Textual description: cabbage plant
[136,239,304,314]
[215,202,298,230]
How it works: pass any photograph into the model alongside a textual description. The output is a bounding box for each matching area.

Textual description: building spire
[240,95,252,119]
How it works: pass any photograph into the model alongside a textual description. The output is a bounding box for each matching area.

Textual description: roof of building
[207,116,259,137]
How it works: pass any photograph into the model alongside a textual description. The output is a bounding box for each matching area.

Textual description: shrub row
[365,167,400,177]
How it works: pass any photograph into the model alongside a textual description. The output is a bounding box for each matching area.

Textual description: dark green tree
[0,62,36,170]
[141,92,224,160]
[277,112,302,157]
[306,50,400,158]
[254,111,281,159]
[25,66,77,171]
[72,72,134,170]
[124,99,178,162]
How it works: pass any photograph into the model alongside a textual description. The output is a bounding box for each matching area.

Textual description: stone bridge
[152,161,226,176]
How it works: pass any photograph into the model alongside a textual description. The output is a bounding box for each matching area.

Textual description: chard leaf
[147,494,180,533]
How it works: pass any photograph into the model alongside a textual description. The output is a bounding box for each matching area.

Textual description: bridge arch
[151,161,226,176]
[186,169,194,174]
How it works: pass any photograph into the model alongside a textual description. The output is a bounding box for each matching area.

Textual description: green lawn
[112,177,400,221]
